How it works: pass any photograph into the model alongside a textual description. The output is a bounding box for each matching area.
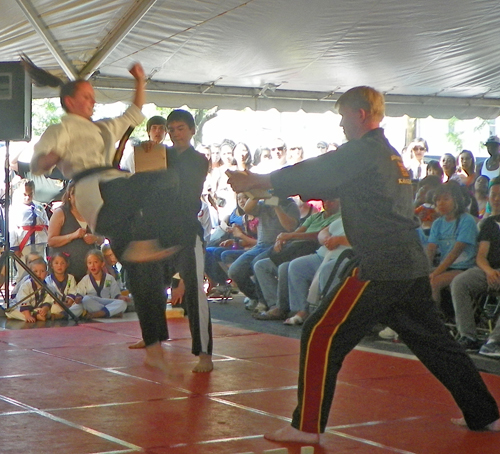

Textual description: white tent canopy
[3,0,500,119]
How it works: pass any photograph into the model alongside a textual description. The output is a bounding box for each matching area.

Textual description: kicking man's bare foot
[122,240,181,263]
[264,425,320,444]
[144,342,169,373]
[452,417,500,431]
[128,339,146,349]
[192,353,213,373]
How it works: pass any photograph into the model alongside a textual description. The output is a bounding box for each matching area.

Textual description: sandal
[283,314,305,325]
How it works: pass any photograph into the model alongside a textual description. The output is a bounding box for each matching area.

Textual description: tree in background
[32,100,217,148]
[32,99,64,136]
[193,107,218,146]
[446,117,464,153]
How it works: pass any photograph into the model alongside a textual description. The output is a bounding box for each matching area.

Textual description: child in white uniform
[10,180,49,282]
[46,252,83,319]
[6,259,53,322]
[77,249,127,319]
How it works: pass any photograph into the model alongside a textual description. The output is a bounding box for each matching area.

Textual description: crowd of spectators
[203,133,500,360]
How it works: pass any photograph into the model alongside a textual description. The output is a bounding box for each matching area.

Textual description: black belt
[71,166,119,184]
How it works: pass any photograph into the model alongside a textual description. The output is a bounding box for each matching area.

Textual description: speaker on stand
[0,61,76,321]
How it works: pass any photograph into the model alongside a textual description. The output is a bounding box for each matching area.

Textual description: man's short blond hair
[335,86,385,122]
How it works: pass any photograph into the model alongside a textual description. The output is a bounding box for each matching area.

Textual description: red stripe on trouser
[299,270,368,432]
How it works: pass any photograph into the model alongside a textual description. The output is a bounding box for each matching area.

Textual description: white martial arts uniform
[76,273,126,317]
[45,273,84,318]
[5,278,54,321]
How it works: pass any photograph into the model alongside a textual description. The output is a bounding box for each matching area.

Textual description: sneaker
[378,327,398,340]
[457,336,482,351]
[479,341,500,358]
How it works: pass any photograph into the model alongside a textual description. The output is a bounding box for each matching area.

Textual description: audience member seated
[205,193,258,296]
[292,195,320,225]
[10,252,43,298]
[457,149,477,192]
[427,182,478,310]
[77,249,127,319]
[5,258,54,323]
[207,192,246,247]
[254,210,348,324]
[46,252,84,320]
[227,195,299,311]
[440,153,461,183]
[48,182,103,282]
[198,193,218,244]
[450,176,500,354]
[426,159,444,181]
[253,199,342,316]
[477,135,500,180]
[414,175,441,237]
[475,175,490,221]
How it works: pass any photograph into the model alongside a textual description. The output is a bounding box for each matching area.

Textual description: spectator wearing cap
[477,135,500,180]
[316,141,328,155]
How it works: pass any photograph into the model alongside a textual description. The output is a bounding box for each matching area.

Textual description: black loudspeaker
[0,62,32,141]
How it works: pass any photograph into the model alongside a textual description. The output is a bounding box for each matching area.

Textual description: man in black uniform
[127,109,213,373]
[166,109,213,373]
[228,86,499,444]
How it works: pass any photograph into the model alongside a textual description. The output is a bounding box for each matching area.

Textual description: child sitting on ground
[46,252,83,320]
[5,258,53,323]
[76,249,127,319]
[10,251,43,299]
[101,243,134,312]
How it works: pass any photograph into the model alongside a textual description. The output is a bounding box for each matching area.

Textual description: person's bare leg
[128,339,146,349]
[264,425,320,443]
[452,417,500,431]
[144,342,169,373]
[193,353,213,372]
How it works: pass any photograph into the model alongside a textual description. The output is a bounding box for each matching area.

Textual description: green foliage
[446,117,463,152]
[32,98,64,136]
